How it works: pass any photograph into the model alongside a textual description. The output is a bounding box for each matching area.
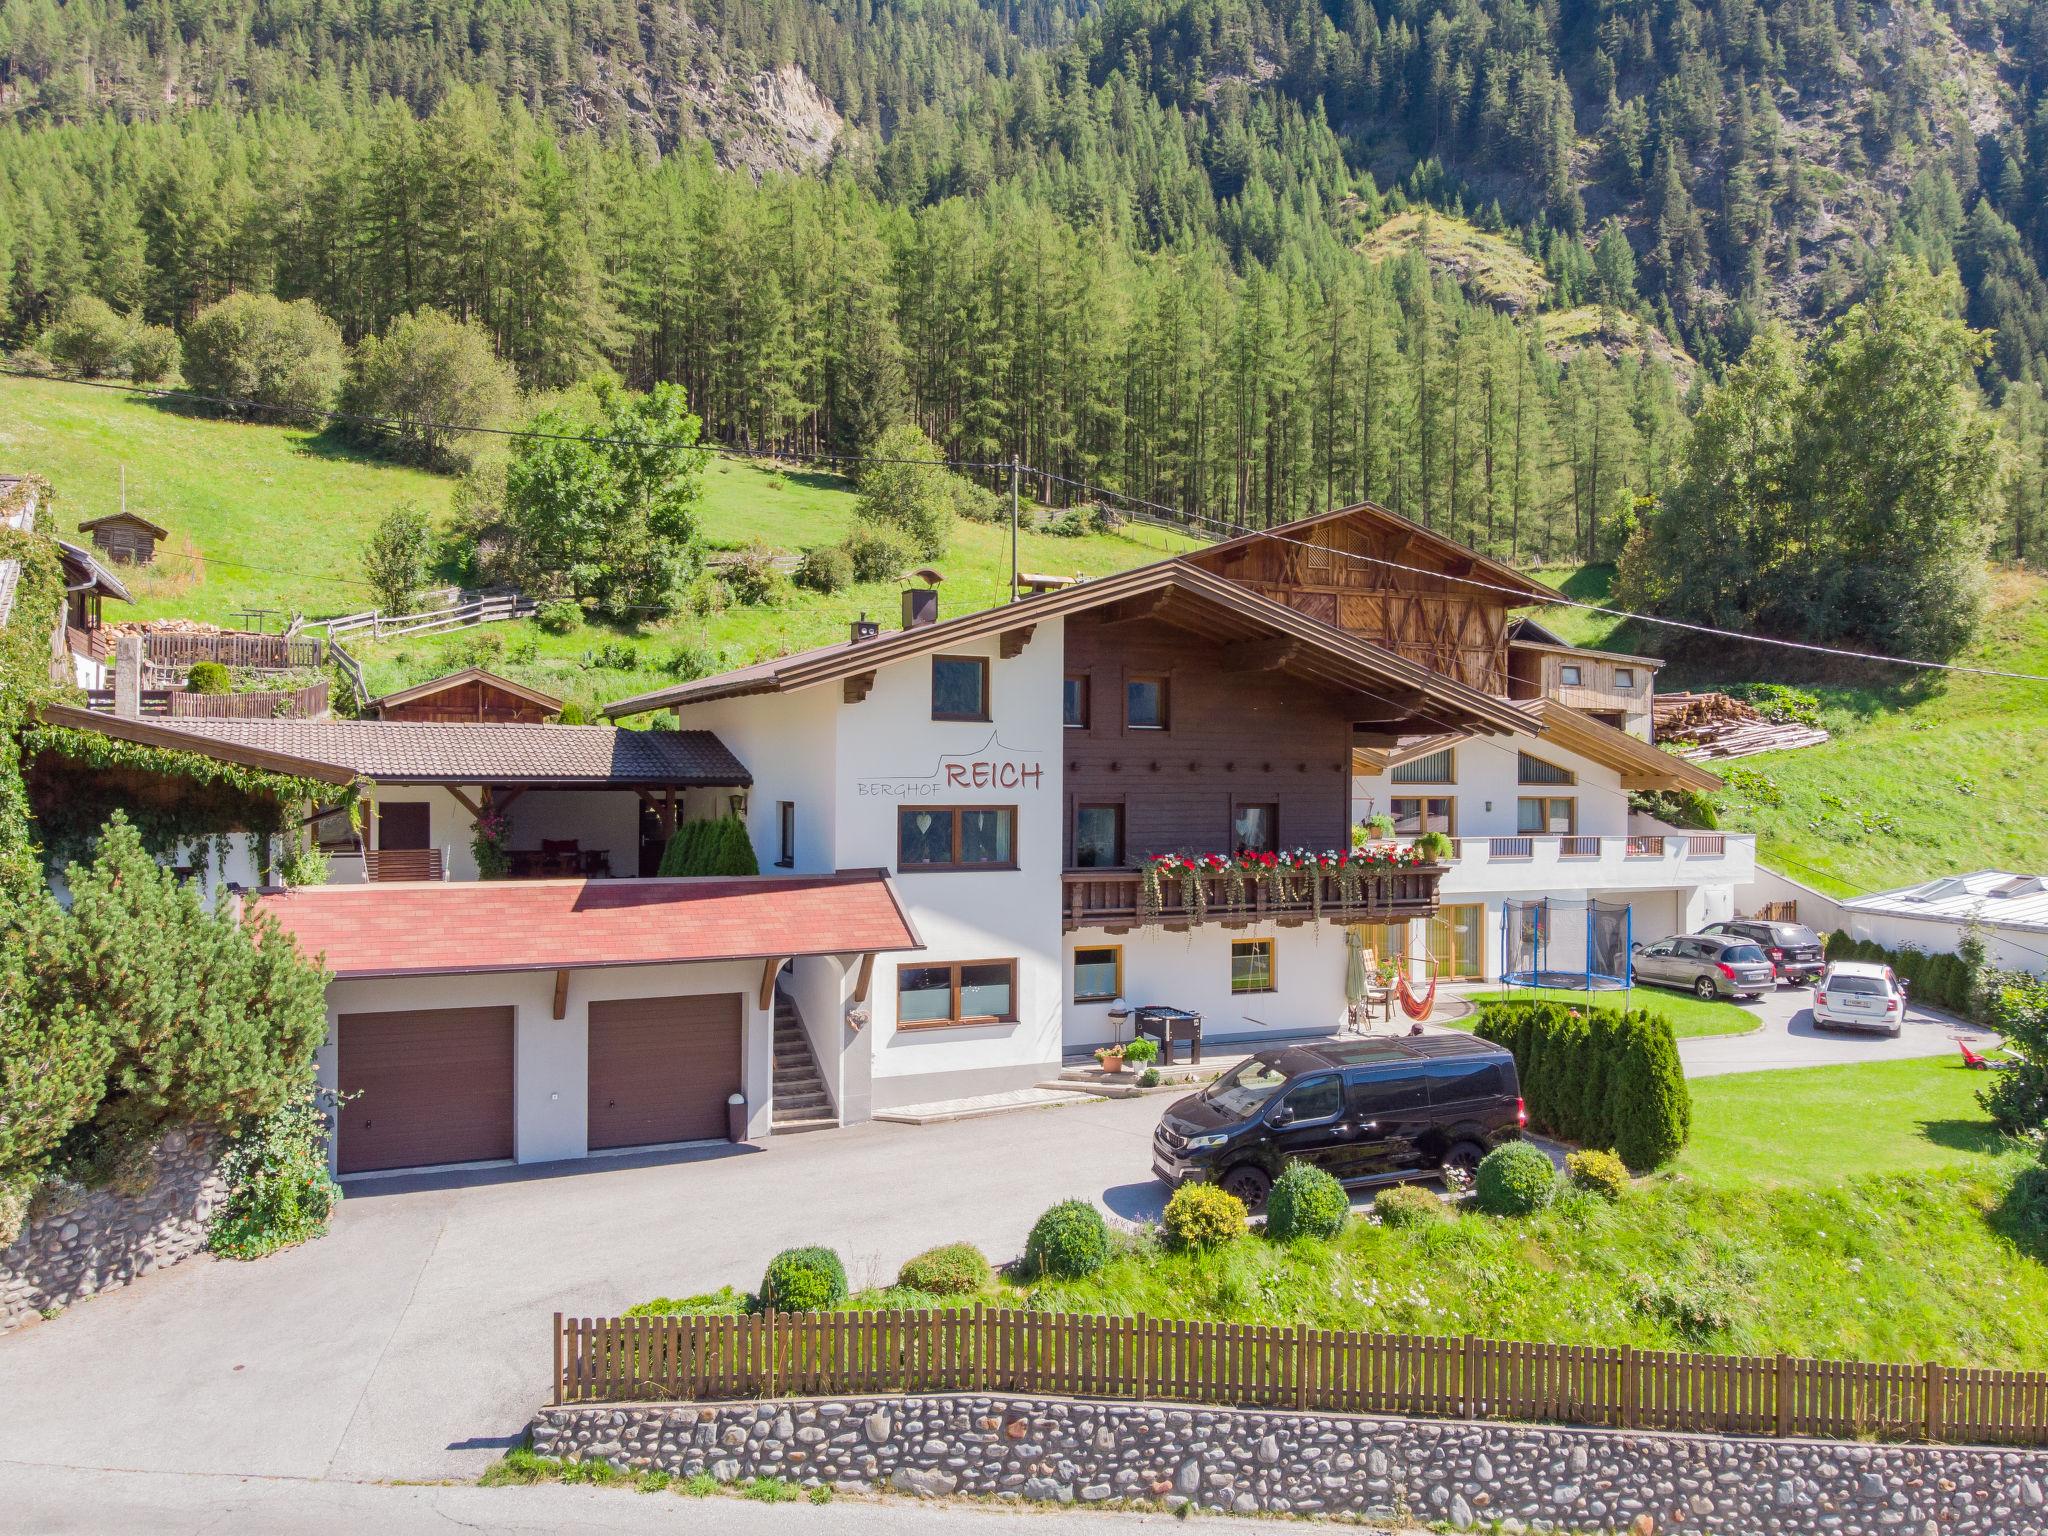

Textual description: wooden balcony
[1062,864,1446,933]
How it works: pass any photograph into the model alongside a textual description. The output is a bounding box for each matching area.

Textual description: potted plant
[1360,812,1397,842]
[1094,1044,1127,1074]
[1413,829,1456,863]
[1121,1037,1160,1071]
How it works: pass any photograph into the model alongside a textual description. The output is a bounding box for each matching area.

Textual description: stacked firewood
[1652,692,1830,761]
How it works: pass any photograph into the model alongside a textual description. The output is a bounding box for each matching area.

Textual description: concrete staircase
[772,991,836,1135]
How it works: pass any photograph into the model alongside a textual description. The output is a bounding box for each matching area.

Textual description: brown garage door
[587,994,743,1151]
[336,1007,515,1174]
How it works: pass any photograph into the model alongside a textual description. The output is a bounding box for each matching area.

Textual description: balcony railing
[363,848,446,882]
[1063,864,1446,933]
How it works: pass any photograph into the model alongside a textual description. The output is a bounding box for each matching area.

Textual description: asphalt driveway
[1669,978,1992,1078]
[0,983,2002,1502]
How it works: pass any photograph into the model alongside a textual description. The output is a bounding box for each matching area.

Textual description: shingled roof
[59,712,751,787]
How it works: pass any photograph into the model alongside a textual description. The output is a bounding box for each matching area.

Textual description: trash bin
[727,1092,748,1144]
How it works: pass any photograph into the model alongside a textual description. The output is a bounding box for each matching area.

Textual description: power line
[1039,470,2048,686]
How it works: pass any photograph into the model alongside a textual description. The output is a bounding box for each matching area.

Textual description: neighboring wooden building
[1184,503,1558,696]
[1506,617,1664,740]
[368,668,564,724]
[76,511,169,565]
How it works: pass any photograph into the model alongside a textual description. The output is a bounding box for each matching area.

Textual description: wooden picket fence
[552,1308,2048,1450]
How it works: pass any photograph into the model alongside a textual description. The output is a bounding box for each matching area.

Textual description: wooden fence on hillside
[552,1309,2048,1450]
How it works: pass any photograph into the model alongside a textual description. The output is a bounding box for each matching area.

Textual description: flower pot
[1097,1050,1126,1075]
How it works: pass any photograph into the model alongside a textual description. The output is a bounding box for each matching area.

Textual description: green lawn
[1466,984,1760,1038]
[1679,1055,2013,1184]
[1530,563,2048,897]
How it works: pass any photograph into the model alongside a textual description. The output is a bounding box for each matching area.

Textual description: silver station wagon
[1630,932,1776,1001]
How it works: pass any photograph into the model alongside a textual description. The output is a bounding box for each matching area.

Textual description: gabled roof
[252,873,923,979]
[369,667,565,715]
[604,560,1535,737]
[56,539,131,603]
[77,511,171,539]
[38,705,749,787]
[1506,616,1665,669]
[1186,502,1559,605]
[1518,698,1721,792]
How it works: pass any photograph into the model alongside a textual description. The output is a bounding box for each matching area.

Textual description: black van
[1150,1035,1525,1207]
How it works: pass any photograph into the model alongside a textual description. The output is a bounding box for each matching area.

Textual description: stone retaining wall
[0,1127,225,1333]
[531,1392,2048,1536]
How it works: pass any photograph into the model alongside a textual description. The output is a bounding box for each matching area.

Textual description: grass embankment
[1531,563,2048,897]
[1467,984,1759,1038]
[1,371,1199,711]
[640,1058,2044,1368]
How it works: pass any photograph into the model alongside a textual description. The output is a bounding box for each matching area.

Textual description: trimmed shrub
[1163,1182,1247,1250]
[759,1247,847,1312]
[534,598,582,635]
[1264,1160,1349,1242]
[795,545,853,594]
[1476,1142,1555,1217]
[185,661,231,695]
[1373,1182,1450,1228]
[896,1242,992,1296]
[1473,999,1690,1170]
[842,525,912,584]
[1025,1199,1111,1279]
[1565,1148,1630,1201]
[658,816,760,877]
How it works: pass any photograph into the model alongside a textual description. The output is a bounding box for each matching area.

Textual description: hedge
[1472,999,1691,1170]
[658,815,760,877]
[1824,930,1983,1017]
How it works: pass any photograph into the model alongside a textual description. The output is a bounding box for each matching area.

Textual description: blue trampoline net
[1500,898,1633,990]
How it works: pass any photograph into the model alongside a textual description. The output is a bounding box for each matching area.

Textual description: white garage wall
[1064,923,1353,1056]
[317,958,775,1173]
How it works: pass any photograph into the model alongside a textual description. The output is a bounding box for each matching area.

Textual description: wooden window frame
[1517,751,1578,786]
[896,805,1018,872]
[1125,673,1171,731]
[1613,668,1635,690]
[1072,802,1126,868]
[1230,800,1279,854]
[1559,663,1583,686]
[1072,944,1123,1004]
[1063,673,1091,729]
[896,958,1019,1030]
[1516,796,1577,835]
[1390,795,1455,836]
[1390,746,1456,785]
[1230,938,1277,995]
[931,654,991,722]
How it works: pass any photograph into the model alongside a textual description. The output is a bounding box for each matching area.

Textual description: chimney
[114,634,144,719]
[849,612,880,644]
[901,586,939,631]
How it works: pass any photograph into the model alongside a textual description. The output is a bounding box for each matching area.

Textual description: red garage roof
[252,874,921,979]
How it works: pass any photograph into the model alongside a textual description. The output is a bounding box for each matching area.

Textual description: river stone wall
[0,1127,225,1333]
[531,1392,2048,1536]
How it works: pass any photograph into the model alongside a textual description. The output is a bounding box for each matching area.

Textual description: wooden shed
[368,667,564,724]
[76,511,170,565]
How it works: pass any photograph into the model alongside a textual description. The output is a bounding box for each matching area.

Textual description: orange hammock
[1397,969,1437,1020]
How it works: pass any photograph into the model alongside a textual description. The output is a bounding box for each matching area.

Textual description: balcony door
[1426,904,1486,980]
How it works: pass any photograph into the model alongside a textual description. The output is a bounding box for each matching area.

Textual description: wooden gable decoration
[370,668,564,724]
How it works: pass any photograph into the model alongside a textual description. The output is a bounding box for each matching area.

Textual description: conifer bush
[658,816,759,877]
[1263,1161,1349,1242]
[1474,999,1691,1170]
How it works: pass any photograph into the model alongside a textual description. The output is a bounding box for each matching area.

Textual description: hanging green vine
[0,501,67,904]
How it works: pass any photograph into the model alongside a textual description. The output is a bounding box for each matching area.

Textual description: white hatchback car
[1811,961,1907,1035]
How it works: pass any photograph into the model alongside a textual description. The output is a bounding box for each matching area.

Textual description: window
[1126,675,1169,730]
[1422,1058,1507,1107]
[1517,751,1577,786]
[1614,668,1636,689]
[1231,802,1278,854]
[1277,1075,1342,1122]
[1390,796,1455,835]
[1063,674,1090,729]
[1517,796,1576,834]
[931,655,989,721]
[776,801,795,868]
[1073,945,1122,1003]
[1348,1071,1428,1117]
[1073,804,1125,868]
[897,960,1017,1028]
[1559,663,1583,686]
[1390,747,1455,784]
[897,806,1016,869]
[1230,938,1276,994]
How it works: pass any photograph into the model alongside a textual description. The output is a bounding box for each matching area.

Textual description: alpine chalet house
[604,503,1747,1122]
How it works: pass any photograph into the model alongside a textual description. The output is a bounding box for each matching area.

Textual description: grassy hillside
[1,371,1199,713]
[1532,564,2048,897]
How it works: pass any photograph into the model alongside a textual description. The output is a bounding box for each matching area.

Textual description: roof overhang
[56,539,131,603]
[36,702,358,786]
[369,666,566,715]
[607,562,1533,737]
[76,512,171,539]
[1521,699,1722,792]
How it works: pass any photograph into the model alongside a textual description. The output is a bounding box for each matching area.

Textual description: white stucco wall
[1064,923,1355,1055]
[316,958,775,1172]
[1352,731,1633,840]
[676,688,840,873]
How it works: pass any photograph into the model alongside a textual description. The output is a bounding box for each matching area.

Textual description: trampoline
[1500,897,1633,992]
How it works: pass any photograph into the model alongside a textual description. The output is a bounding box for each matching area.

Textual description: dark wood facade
[1061,611,1355,864]
[374,674,559,724]
[1187,504,1552,696]
[77,512,167,565]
